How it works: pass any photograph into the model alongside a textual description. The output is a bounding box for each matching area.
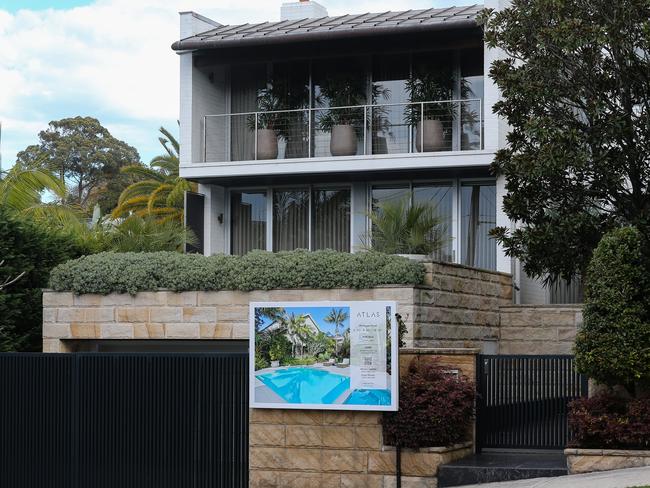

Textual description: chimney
[280,0,328,20]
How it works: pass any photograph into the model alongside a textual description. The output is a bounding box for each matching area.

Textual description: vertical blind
[312,189,350,252]
[230,191,267,255]
[273,190,309,251]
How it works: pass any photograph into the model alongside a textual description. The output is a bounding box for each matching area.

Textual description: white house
[172,1,577,304]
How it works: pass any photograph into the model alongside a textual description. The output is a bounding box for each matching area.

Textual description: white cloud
[0,0,474,166]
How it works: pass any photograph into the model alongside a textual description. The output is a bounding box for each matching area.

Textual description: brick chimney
[280,0,328,20]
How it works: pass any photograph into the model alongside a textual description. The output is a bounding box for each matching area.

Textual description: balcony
[202,98,482,163]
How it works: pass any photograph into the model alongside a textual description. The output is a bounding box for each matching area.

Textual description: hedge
[49,250,425,295]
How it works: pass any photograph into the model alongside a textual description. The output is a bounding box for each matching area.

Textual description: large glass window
[312,188,351,252]
[273,189,309,251]
[460,48,484,150]
[230,191,267,255]
[413,183,454,262]
[461,182,496,270]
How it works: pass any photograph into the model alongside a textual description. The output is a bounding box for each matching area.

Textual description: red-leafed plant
[568,394,650,449]
[382,359,475,448]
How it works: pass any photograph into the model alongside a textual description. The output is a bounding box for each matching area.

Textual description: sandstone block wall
[565,448,650,474]
[499,305,583,355]
[250,349,477,488]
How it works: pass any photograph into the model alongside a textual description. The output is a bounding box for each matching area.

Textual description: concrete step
[437,451,568,487]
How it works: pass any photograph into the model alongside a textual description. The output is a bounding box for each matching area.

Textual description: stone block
[322,426,355,448]
[116,307,149,323]
[217,306,248,322]
[278,471,324,488]
[58,307,114,323]
[250,408,284,424]
[500,326,557,341]
[43,292,73,307]
[368,451,395,474]
[231,323,249,339]
[249,447,288,470]
[164,323,200,339]
[133,292,167,306]
[72,294,104,306]
[42,339,63,352]
[70,323,99,338]
[401,452,440,476]
[541,311,577,327]
[182,307,216,323]
[286,425,322,447]
[384,475,437,488]
[558,327,577,341]
[284,410,323,426]
[250,424,285,447]
[323,411,353,425]
[322,473,342,488]
[340,473,384,488]
[100,323,134,339]
[373,287,414,302]
[321,449,367,473]
[99,293,134,306]
[149,307,182,323]
[42,323,70,338]
[338,289,374,301]
[352,412,381,426]
[269,290,304,301]
[566,452,650,474]
[43,308,58,323]
[250,470,278,488]
[132,323,165,339]
[355,426,382,450]
[285,449,322,471]
[165,291,197,306]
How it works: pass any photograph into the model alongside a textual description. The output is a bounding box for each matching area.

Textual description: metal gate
[0,353,248,488]
[476,355,588,450]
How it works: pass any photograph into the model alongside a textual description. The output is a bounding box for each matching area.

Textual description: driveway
[457,466,650,488]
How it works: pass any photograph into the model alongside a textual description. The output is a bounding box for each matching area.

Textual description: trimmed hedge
[49,250,425,295]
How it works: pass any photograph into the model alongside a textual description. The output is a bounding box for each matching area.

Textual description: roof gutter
[171,18,479,51]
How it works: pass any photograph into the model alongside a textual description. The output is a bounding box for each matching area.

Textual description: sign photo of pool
[250,301,399,411]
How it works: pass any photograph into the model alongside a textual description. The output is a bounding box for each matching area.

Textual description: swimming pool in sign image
[251,304,393,409]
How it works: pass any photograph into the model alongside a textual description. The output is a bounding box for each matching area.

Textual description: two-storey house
[172,1,573,304]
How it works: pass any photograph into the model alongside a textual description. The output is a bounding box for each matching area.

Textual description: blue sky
[0,0,475,170]
[259,306,350,336]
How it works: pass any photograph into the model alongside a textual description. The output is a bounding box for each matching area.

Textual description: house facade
[172,0,569,304]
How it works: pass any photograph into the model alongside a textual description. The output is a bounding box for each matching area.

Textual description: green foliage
[365,197,446,255]
[0,209,82,351]
[480,0,650,282]
[575,227,650,396]
[283,356,318,366]
[269,334,292,363]
[255,352,269,370]
[49,250,424,295]
[404,67,456,126]
[16,116,140,211]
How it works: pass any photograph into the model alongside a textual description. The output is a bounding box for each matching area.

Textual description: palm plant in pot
[363,196,447,259]
[247,87,284,160]
[316,74,368,156]
[404,67,455,152]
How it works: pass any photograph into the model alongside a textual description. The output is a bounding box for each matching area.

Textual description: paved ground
[458,466,650,488]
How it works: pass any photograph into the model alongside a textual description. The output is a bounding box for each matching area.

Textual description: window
[461,182,496,269]
[230,187,351,254]
[273,189,309,251]
[312,188,351,252]
[230,191,267,255]
[413,183,455,262]
[460,48,484,150]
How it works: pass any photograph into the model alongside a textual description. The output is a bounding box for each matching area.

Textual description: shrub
[575,227,650,394]
[0,209,82,351]
[568,394,650,449]
[382,359,475,448]
[49,249,425,295]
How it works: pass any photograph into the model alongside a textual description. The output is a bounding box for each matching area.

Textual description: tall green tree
[480,0,650,282]
[16,117,141,212]
[112,126,195,223]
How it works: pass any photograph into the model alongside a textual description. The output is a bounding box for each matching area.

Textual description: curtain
[230,64,266,162]
[312,189,350,252]
[273,190,309,251]
[230,191,267,255]
[461,183,496,270]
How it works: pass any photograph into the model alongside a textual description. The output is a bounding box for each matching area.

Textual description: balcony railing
[202,99,482,163]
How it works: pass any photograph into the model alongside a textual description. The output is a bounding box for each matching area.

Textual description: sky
[258,306,350,336]
[0,0,476,169]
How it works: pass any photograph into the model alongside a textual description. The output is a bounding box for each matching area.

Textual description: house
[172,0,577,304]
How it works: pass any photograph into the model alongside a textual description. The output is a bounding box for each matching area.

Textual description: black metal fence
[476,355,588,450]
[0,353,248,488]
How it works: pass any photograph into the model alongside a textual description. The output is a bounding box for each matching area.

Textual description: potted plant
[247,87,283,160]
[316,74,368,156]
[404,67,455,152]
[362,196,447,259]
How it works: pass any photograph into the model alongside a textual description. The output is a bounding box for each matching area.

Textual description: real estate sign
[250,301,398,411]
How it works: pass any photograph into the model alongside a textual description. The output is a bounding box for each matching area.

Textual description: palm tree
[324,308,349,354]
[283,313,311,357]
[112,126,196,223]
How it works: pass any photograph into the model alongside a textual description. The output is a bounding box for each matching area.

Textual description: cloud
[0,0,474,167]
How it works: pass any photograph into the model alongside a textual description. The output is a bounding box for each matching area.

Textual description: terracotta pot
[415,119,444,152]
[330,124,358,156]
[256,129,278,160]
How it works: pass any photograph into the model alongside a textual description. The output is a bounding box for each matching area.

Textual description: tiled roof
[172,5,482,51]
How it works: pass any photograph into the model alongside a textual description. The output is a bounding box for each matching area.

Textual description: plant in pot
[316,74,368,156]
[362,196,447,259]
[404,67,455,152]
[247,87,284,160]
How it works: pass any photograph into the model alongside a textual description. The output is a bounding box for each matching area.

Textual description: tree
[480,0,650,282]
[574,227,650,397]
[324,307,349,353]
[283,313,310,357]
[16,117,140,211]
[112,126,195,223]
